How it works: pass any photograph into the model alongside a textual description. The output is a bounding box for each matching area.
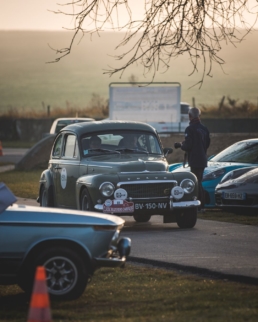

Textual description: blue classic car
[169,138,258,208]
[0,184,131,300]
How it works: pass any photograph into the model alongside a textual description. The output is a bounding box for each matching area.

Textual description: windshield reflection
[81,130,163,157]
[211,141,258,163]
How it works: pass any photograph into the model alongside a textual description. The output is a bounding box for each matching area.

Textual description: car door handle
[54,166,62,170]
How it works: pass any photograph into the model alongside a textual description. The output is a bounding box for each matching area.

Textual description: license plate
[223,192,246,200]
[103,199,134,213]
[134,202,169,210]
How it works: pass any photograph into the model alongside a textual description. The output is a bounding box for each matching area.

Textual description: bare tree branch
[48,0,258,86]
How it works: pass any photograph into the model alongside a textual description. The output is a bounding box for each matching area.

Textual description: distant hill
[0,30,257,112]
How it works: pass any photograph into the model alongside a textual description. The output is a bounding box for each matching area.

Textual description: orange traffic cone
[27,266,52,322]
[0,141,3,156]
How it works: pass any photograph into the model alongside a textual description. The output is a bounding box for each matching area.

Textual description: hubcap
[44,256,78,295]
[82,194,89,210]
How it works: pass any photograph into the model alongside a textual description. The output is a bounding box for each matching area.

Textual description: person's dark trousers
[190,167,205,209]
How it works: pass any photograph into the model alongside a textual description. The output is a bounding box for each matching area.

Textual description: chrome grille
[119,182,177,199]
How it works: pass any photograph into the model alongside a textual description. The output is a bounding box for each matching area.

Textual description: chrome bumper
[95,200,200,211]
[94,237,131,268]
[171,200,201,208]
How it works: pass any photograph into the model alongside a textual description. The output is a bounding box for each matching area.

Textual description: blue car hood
[171,161,251,175]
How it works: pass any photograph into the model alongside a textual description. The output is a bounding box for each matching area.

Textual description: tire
[40,185,54,207]
[133,214,151,222]
[80,188,94,211]
[176,208,197,228]
[19,247,89,301]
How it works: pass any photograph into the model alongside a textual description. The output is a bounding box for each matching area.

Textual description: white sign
[109,84,181,126]
[61,168,67,189]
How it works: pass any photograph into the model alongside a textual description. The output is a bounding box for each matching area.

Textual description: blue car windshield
[81,130,163,157]
[211,141,258,163]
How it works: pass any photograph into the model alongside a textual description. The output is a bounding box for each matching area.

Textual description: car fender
[39,169,54,190]
[19,237,94,275]
[76,174,120,207]
[172,171,199,198]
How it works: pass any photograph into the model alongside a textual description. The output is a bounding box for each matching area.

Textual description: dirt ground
[161,133,258,164]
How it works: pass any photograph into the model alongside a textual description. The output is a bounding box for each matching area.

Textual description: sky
[0,0,257,30]
[0,0,143,30]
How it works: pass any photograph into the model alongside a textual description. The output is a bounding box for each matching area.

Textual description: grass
[0,169,42,199]
[198,209,258,226]
[1,140,37,149]
[1,264,258,322]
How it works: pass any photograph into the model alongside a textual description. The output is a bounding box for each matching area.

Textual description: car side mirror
[163,148,173,157]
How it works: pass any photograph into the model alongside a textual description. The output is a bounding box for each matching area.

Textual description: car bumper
[94,237,131,268]
[94,200,200,212]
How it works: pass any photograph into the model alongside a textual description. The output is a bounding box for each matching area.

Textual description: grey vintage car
[38,121,200,228]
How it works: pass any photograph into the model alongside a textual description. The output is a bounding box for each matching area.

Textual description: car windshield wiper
[87,148,121,155]
[115,148,149,154]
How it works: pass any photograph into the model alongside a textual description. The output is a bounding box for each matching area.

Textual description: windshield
[81,130,163,157]
[211,140,258,163]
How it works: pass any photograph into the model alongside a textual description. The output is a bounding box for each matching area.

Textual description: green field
[0,30,258,113]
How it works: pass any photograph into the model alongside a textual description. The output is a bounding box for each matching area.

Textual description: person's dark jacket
[181,118,210,168]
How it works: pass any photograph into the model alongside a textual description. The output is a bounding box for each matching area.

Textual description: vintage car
[169,138,258,208]
[38,121,200,228]
[0,183,131,300]
[215,166,258,214]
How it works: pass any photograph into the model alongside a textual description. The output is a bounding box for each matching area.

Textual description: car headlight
[220,171,234,184]
[220,167,256,184]
[180,179,195,194]
[202,168,226,181]
[99,182,115,197]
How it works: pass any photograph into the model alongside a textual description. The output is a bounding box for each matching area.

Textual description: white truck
[108,82,190,133]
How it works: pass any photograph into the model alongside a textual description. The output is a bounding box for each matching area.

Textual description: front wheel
[19,247,89,301]
[176,208,197,228]
[80,188,94,211]
[133,214,151,222]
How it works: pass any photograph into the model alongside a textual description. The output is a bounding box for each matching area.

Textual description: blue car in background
[169,138,258,208]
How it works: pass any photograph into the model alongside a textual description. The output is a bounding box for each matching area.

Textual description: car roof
[60,120,157,136]
[233,138,258,144]
[50,117,95,134]
[54,117,95,121]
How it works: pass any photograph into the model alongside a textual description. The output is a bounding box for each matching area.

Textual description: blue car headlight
[202,168,226,182]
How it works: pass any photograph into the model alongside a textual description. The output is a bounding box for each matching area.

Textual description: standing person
[174,107,210,211]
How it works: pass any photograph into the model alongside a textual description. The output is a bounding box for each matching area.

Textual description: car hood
[86,155,168,173]
[172,161,251,176]
[1,204,125,227]
[217,167,258,189]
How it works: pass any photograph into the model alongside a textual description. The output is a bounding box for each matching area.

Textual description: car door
[54,133,80,209]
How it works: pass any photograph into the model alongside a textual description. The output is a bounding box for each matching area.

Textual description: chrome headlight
[202,168,226,181]
[99,182,115,197]
[180,179,195,194]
